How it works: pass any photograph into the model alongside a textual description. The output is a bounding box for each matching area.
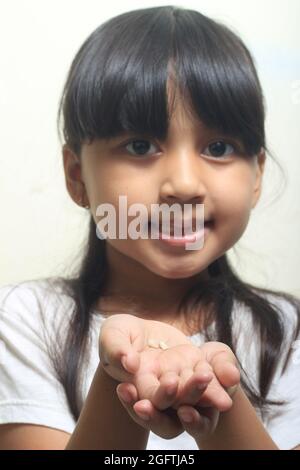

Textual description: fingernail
[102,353,109,367]
[202,375,213,384]
[197,382,208,390]
[136,411,150,421]
[117,389,132,404]
[179,412,193,423]
[121,355,127,369]
[166,385,177,396]
[227,385,238,397]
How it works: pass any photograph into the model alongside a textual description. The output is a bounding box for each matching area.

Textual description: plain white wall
[0,0,299,296]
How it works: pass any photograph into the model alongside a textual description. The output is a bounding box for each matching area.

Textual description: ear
[62,144,85,207]
[252,148,266,209]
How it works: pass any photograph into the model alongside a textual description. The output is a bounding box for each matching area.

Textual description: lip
[149,218,212,232]
[159,229,207,246]
[148,221,213,247]
[154,217,206,230]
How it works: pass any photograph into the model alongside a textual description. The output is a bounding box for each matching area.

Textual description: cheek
[212,171,256,236]
[90,163,149,203]
[90,168,157,230]
[87,173,129,213]
[90,177,151,240]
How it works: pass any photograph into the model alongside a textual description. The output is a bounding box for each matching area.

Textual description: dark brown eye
[125,140,157,156]
[204,141,235,158]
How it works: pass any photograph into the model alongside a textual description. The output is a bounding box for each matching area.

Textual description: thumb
[99,321,141,376]
[120,351,140,374]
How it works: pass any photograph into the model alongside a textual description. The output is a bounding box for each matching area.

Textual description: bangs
[59,6,265,156]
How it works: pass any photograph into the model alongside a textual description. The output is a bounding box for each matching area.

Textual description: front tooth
[151,222,194,236]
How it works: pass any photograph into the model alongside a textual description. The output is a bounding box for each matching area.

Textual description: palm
[99,313,190,383]
[132,344,210,408]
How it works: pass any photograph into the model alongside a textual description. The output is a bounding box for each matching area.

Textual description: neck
[96,243,210,327]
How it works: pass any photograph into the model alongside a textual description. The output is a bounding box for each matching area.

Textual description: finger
[177,405,219,441]
[174,369,213,407]
[120,352,141,374]
[195,360,232,411]
[210,353,240,388]
[116,384,183,439]
[195,375,233,412]
[133,401,183,439]
[99,326,141,375]
[201,342,240,389]
[151,371,179,410]
[134,371,161,405]
[175,367,195,405]
[209,355,240,402]
[116,382,139,403]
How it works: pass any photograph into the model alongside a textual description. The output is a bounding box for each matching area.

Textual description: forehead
[166,77,219,136]
[168,101,210,135]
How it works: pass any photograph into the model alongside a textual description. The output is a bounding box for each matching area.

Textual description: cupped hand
[99,313,191,383]
[115,341,240,440]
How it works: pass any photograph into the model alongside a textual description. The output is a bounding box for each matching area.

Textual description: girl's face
[63,94,265,297]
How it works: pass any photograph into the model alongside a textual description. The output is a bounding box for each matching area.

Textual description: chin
[149,260,206,280]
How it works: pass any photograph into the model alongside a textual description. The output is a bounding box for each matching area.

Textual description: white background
[0,0,299,296]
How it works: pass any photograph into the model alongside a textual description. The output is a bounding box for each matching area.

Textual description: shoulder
[233,289,300,338]
[0,276,73,308]
[232,290,300,375]
[264,292,300,372]
[0,277,76,344]
[261,291,299,324]
[0,276,67,306]
[258,291,300,353]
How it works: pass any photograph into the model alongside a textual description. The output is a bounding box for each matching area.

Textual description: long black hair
[53,5,300,421]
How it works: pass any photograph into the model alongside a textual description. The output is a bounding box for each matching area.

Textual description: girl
[0,5,300,450]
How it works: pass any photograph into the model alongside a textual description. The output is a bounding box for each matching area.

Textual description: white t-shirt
[0,278,299,450]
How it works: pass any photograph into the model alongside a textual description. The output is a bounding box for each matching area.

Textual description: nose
[159,149,207,203]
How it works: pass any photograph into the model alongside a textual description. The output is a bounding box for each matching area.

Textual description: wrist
[195,384,242,449]
[196,385,278,450]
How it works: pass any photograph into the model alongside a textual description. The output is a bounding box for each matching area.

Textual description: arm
[192,385,278,450]
[65,362,149,450]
